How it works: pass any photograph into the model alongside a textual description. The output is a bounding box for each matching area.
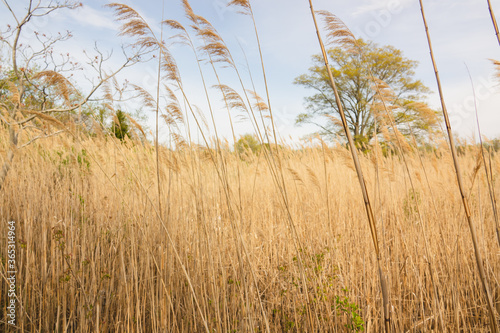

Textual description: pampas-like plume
[160,52,181,83]
[34,70,75,105]
[163,20,191,47]
[107,3,180,83]
[106,3,158,49]
[213,84,248,113]
[162,101,184,131]
[246,89,269,113]
[287,167,304,184]
[490,58,500,81]
[198,40,234,68]
[166,102,184,124]
[25,110,65,129]
[185,12,234,68]
[317,10,359,53]
[405,101,438,127]
[181,0,198,24]
[4,81,21,106]
[124,113,146,138]
[101,79,114,104]
[132,84,157,111]
[227,0,251,15]
[192,105,209,132]
[369,78,415,152]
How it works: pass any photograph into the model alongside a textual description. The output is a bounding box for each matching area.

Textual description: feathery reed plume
[33,70,76,106]
[370,79,412,152]
[419,2,499,331]
[227,0,250,15]
[246,89,269,114]
[189,16,235,68]
[124,113,146,139]
[180,0,198,23]
[213,84,248,113]
[307,2,391,331]
[106,3,158,49]
[316,11,359,53]
[3,81,21,106]
[24,110,65,128]
[132,84,157,110]
[490,58,500,81]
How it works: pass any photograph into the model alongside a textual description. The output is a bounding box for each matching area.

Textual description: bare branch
[18,129,64,148]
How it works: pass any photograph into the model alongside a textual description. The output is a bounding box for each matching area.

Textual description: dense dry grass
[0,127,498,332]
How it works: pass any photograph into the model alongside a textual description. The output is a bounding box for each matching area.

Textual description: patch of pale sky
[67,5,120,31]
[351,0,414,17]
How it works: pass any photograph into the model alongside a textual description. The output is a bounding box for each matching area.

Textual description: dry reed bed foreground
[0,131,499,332]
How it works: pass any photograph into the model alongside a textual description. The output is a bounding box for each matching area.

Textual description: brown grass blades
[419,1,499,331]
[369,74,446,331]
[2,1,500,332]
[306,1,391,331]
[164,7,272,331]
[106,4,211,332]
[221,5,320,329]
[2,118,500,331]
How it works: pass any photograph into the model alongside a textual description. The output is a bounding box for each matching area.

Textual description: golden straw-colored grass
[0,128,498,332]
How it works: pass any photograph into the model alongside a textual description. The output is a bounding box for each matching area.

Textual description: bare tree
[0,0,148,189]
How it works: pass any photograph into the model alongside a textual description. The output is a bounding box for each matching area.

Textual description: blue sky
[2,0,500,144]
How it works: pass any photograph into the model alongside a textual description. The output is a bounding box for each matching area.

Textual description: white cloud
[67,5,119,31]
[352,0,413,17]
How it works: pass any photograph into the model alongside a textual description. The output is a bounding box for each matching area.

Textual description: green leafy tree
[0,0,146,190]
[235,134,261,154]
[111,109,130,140]
[0,68,60,111]
[491,138,500,152]
[294,39,437,145]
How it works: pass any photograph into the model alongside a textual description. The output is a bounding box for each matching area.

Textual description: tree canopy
[112,109,131,140]
[294,39,438,146]
[235,134,261,154]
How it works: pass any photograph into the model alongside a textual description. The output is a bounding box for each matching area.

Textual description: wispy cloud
[352,0,413,17]
[67,5,119,31]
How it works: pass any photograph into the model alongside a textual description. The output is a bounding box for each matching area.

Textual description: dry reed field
[1,0,500,332]
[0,129,499,332]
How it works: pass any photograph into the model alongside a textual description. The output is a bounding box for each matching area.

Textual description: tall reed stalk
[155,0,165,222]
[487,0,500,46]
[466,66,500,247]
[418,2,499,331]
[307,1,391,331]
